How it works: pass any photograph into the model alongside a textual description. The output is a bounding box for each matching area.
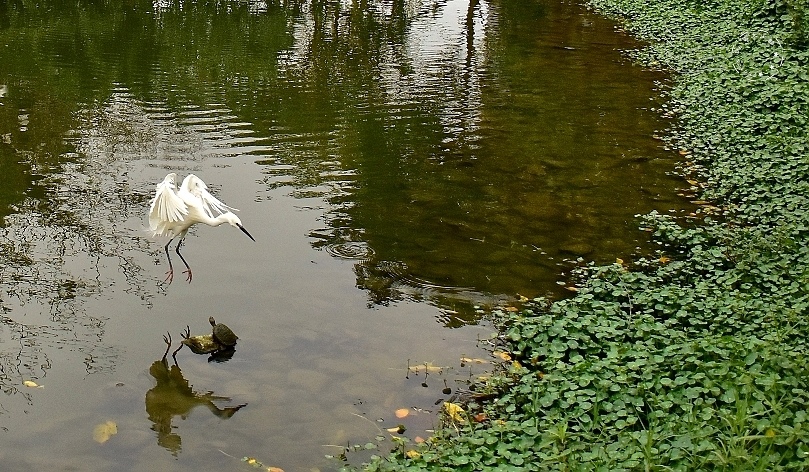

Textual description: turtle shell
[209,316,238,347]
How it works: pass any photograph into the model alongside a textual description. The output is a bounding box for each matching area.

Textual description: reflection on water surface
[0,0,690,470]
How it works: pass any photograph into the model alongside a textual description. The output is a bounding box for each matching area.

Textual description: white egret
[148,173,255,283]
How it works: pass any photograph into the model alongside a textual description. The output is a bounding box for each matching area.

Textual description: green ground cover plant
[361,0,809,470]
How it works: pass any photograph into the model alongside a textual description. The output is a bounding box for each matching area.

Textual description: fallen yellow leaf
[443,402,465,423]
[408,362,444,373]
[460,357,488,364]
[659,256,671,264]
[414,436,426,443]
[405,450,421,459]
[92,421,118,444]
[494,351,512,361]
[23,380,42,388]
[395,408,410,419]
[267,467,285,472]
[386,424,406,434]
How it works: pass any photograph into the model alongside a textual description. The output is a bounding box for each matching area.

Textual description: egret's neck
[208,213,233,227]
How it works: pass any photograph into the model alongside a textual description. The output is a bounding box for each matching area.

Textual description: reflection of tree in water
[0,210,126,407]
[0,15,153,416]
[145,340,246,455]
[281,0,504,316]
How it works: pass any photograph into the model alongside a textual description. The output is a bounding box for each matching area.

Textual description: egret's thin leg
[163,238,175,283]
[175,238,192,282]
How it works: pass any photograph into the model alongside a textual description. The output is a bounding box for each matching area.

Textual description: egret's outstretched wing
[149,173,188,236]
[181,174,239,218]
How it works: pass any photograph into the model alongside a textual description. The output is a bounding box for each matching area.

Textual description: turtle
[172,326,221,360]
[209,316,238,348]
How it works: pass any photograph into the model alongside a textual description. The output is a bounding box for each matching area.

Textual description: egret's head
[222,212,255,241]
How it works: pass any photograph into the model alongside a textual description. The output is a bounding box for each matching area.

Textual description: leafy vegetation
[359,0,809,470]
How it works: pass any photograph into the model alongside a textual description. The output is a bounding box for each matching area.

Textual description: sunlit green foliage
[363,0,809,469]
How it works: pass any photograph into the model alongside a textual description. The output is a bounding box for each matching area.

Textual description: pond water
[0,0,691,470]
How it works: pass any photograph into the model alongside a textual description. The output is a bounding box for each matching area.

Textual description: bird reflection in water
[145,334,246,455]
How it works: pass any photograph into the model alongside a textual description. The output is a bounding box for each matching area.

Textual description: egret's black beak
[237,224,256,241]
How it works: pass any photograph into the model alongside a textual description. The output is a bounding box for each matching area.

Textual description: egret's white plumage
[148,173,255,283]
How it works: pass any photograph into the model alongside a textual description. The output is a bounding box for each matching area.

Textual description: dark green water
[0,0,690,470]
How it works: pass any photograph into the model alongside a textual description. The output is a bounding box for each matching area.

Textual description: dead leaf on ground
[395,408,410,419]
[443,402,465,423]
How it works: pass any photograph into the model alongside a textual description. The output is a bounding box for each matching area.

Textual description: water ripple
[324,241,375,260]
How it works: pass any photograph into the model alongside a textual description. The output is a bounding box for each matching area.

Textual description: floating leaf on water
[386,424,406,434]
[92,421,118,444]
[460,357,488,364]
[408,362,444,373]
[395,408,410,418]
[493,351,512,361]
[242,456,274,469]
[414,436,426,444]
[23,380,43,388]
[443,402,465,423]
